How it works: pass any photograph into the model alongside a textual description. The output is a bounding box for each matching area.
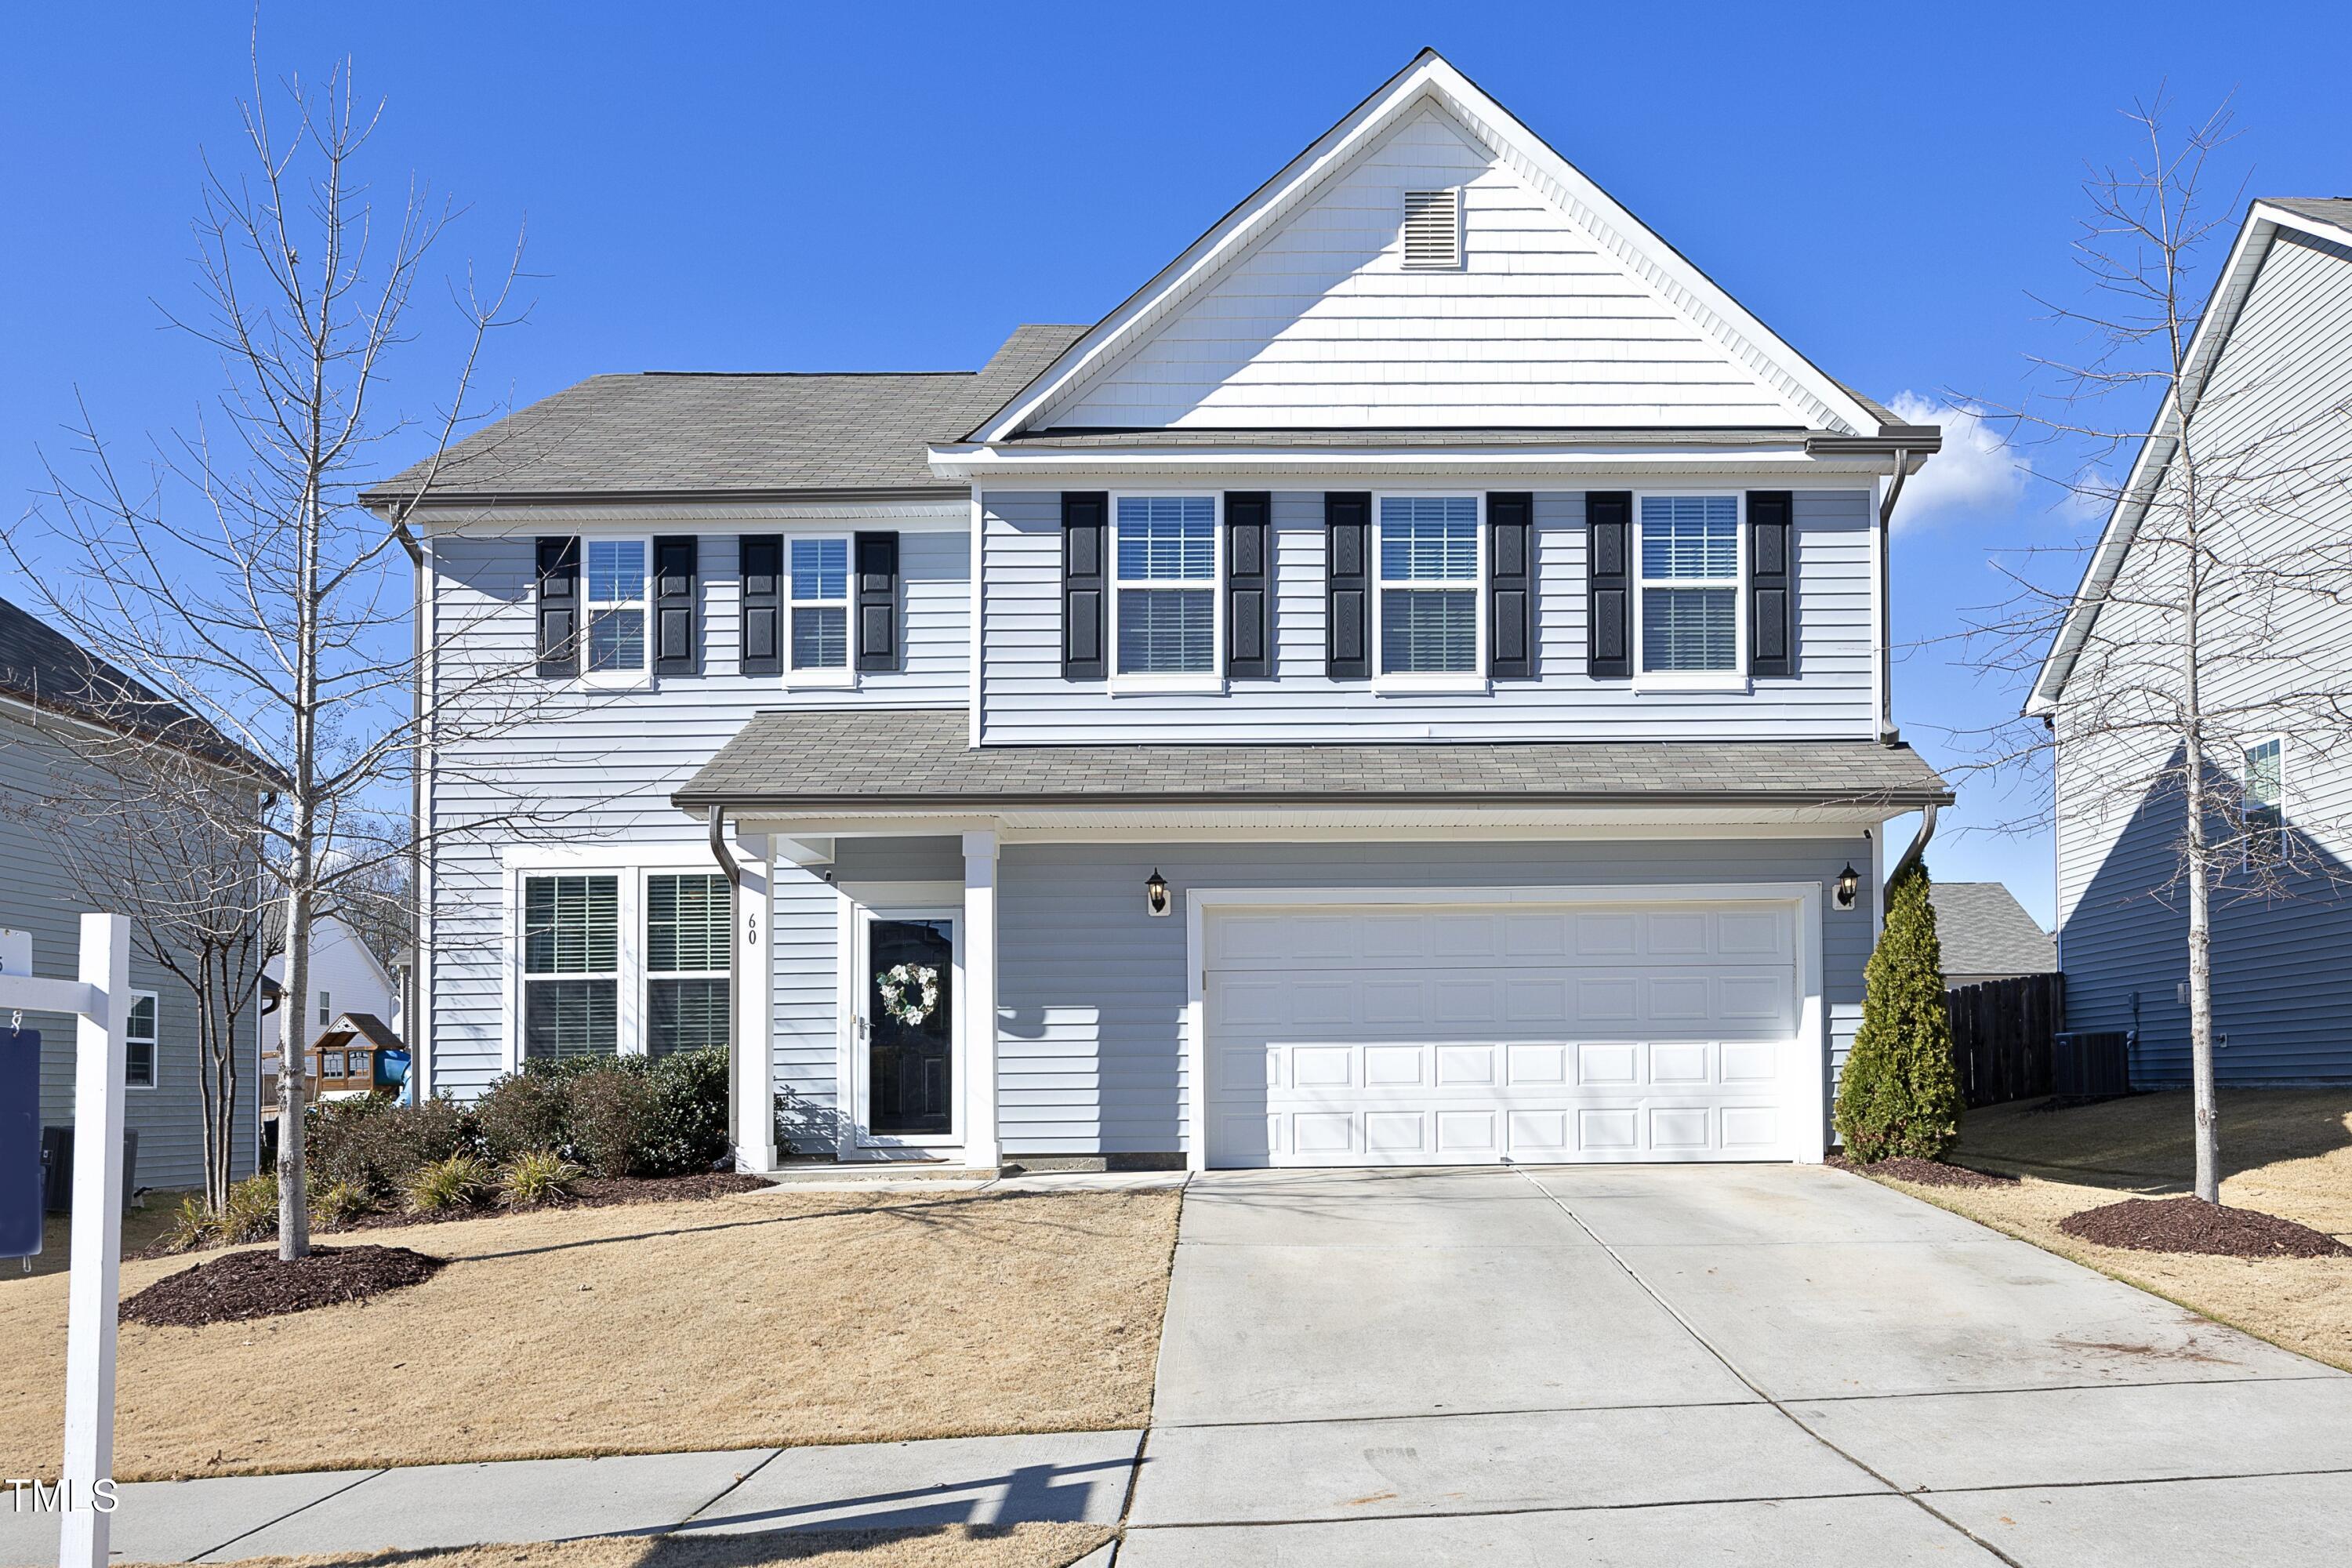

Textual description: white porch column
[731,835,776,1172]
[962,829,1001,1171]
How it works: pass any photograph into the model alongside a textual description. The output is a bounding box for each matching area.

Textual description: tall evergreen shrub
[1834,862,1965,1162]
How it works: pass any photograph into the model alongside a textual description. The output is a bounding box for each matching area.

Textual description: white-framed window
[646,872,731,1058]
[318,991,332,1027]
[583,537,651,686]
[1112,494,1221,688]
[1635,494,1744,687]
[321,1049,347,1079]
[787,535,854,684]
[521,873,621,1062]
[125,989,158,1089]
[1374,494,1483,685]
[2243,737,2285,861]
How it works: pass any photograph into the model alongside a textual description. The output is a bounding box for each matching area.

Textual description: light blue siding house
[372,52,1948,1171]
[2033,198,2352,1087]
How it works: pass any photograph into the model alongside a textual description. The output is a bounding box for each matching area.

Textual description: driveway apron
[1123,1163,2352,1566]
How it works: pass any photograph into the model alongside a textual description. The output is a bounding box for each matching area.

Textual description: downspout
[1877,449,1918,746]
[708,805,744,1163]
[1888,800,1939,887]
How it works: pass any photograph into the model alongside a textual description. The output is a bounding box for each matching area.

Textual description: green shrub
[639,1046,731,1175]
[404,1152,492,1214]
[498,1149,585,1208]
[474,1071,573,1163]
[566,1067,660,1178]
[307,1093,474,1196]
[215,1171,280,1243]
[1835,862,1966,1163]
[310,1178,376,1229]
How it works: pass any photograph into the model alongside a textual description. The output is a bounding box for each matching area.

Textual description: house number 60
[746,912,759,946]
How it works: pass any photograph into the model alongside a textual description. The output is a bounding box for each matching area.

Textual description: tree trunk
[278,882,312,1258]
[2181,458,2221,1206]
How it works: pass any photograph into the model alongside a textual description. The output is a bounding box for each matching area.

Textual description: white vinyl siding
[978,488,1875,742]
[1037,104,1823,431]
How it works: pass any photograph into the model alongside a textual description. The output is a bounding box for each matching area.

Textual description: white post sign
[0,913,130,1568]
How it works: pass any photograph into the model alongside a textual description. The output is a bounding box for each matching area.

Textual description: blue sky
[7,2,2350,924]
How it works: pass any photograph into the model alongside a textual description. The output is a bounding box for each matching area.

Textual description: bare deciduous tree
[1962,95,2352,1203]
[8,52,557,1258]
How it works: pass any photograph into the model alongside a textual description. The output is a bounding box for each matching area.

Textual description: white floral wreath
[877,963,941,1026]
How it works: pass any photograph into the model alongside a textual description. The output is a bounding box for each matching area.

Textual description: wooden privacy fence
[1945,973,2064,1108]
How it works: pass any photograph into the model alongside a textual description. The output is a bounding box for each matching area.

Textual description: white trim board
[1181,881,1829,1173]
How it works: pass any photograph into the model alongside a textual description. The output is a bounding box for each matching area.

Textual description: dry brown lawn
[127,1525,1114,1568]
[1857,1088,2352,1372]
[0,1185,1181,1481]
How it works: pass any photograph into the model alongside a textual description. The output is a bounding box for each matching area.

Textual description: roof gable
[975,53,1880,441]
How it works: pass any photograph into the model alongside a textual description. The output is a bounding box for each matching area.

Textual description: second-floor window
[585,539,649,684]
[1115,495,1218,677]
[790,536,851,674]
[1378,495,1480,675]
[523,874,619,1061]
[1638,495,1740,676]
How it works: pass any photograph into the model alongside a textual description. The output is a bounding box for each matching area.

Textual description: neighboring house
[1929,882,2056,989]
[369,52,1948,1171]
[259,912,401,1096]
[2032,198,2352,1087]
[0,595,273,1192]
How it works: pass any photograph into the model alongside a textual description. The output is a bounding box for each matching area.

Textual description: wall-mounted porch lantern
[1834,863,1860,911]
[1145,869,1171,918]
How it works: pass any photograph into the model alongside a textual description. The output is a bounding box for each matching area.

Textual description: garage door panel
[1203,900,1803,1168]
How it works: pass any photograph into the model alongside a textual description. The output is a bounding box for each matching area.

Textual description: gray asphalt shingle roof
[1929,881,2056,979]
[673,709,1953,811]
[364,324,1090,503]
[2267,197,2352,234]
[0,595,275,778]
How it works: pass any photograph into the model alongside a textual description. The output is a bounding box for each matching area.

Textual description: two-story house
[372,52,1947,1173]
[2032,197,2352,1085]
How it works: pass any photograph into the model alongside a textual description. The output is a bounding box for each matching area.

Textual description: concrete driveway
[1123,1164,2352,1566]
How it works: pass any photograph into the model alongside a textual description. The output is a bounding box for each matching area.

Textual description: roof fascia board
[400,495,968,533]
[679,786,1955,814]
[368,485,967,520]
[2027,204,2285,715]
[971,53,1883,445]
[927,442,1898,482]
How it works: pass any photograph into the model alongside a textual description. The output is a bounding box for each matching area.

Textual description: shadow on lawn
[260,1523,1110,1568]
[1952,1088,2352,1195]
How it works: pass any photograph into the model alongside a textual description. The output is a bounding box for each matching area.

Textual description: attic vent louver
[1402,188,1461,269]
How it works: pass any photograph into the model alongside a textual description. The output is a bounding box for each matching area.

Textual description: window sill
[1109,673,1226,696]
[1633,672,1752,695]
[579,672,652,693]
[1372,673,1490,696]
[782,668,859,691]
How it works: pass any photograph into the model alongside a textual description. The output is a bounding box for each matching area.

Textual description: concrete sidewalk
[0,1430,1140,1566]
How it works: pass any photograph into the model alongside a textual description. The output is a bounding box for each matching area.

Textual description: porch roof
[673,710,1954,814]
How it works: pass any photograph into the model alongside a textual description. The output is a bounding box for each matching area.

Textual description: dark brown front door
[868,917,953,1137]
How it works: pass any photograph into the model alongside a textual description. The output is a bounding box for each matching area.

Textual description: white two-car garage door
[1201,896,1809,1167]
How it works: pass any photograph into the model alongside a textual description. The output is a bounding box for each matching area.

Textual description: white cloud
[1883,391,2029,530]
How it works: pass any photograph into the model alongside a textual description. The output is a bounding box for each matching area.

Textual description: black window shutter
[855,531,900,673]
[535,536,579,677]
[653,535,698,676]
[739,535,782,676]
[1585,492,1632,678]
[1225,492,1272,679]
[1488,492,1534,678]
[1325,492,1370,679]
[1062,492,1108,680]
[1748,491,1795,677]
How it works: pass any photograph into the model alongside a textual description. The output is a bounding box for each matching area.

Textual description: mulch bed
[140,1171,771,1258]
[1830,1155,2020,1189]
[2058,1196,2352,1259]
[122,1245,445,1327]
